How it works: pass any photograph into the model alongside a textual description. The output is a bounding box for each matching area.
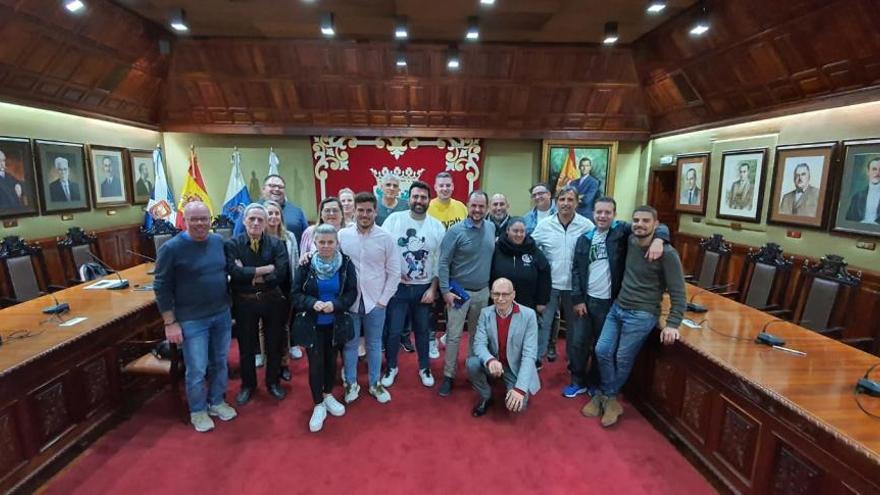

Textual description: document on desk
[60,317,88,327]
[84,280,120,290]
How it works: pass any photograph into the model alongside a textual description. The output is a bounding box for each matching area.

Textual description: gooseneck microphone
[88,252,129,290]
[41,291,70,315]
[755,319,806,356]
[686,283,737,313]
[126,249,156,275]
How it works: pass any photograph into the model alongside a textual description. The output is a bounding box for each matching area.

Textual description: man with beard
[523,182,556,235]
[488,193,511,236]
[234,174,308,245]
[581,206,686,428]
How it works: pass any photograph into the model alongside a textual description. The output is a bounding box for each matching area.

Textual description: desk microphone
[126,249,156,274]
[687,283,737,313]
[41,291,70,315]
[88,252,129,290]
[754,319,807,356]
[856,363,880,398]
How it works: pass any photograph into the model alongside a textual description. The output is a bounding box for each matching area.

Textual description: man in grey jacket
[466,278,540,416]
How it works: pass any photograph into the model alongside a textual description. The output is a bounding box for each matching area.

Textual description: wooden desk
[631,285,880,494]
[0,264,161,494]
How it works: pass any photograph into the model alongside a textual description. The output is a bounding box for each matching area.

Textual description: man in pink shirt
[338,192,401,404]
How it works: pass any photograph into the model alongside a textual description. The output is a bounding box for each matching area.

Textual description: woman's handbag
[332,312,354,346]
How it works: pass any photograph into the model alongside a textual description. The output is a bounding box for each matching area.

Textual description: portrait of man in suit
[48,157,81,202]
[779,163,820,217]
[99,156,122,198]
[569,157,600,219]
[0,149,24,209]
[727,162,754,210]
[679,167,701,205]
[845,157,880,224]
[135,161,154,198]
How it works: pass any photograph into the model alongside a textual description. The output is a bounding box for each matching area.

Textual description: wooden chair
[120,338,187,423]
[773,255,873,352]
[727,242,794,310]
[141,219,180,258]
[212,214,235,241]
[57,227,98,285]
[0,236,64,307]
[684,234,732,291]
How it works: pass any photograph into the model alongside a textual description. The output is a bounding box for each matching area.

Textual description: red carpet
[42,340,715,495]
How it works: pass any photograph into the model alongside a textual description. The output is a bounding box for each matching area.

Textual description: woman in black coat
[291,224,357,433]
[490,217,552,314]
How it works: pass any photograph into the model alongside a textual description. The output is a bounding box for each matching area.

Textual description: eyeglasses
[266,183,285,189]
[491,291,513,298]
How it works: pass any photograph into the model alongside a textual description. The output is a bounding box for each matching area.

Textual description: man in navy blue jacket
[569,196,670,395]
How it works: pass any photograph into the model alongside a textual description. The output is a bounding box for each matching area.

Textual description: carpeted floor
[41,340,716,495]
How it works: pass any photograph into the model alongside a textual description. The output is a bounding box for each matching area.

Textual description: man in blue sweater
[154,201,236,433]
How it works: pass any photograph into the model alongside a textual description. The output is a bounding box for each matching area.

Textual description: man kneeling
[466,278,541,416]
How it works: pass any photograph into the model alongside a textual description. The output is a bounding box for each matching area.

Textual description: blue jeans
[385,283,432,371]
[179,309,232,413]
[344,301,386,386]
[595,303,657,397]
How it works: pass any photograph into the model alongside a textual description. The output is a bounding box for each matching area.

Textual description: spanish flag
[175,146,215,229]
[555,148,579,192]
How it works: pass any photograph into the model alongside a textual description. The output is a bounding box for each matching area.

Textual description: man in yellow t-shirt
[428,171,468,229]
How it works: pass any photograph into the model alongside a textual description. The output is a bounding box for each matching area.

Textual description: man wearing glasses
[522,182,556,235]
[234,174,308,246]
[466,278,540,417]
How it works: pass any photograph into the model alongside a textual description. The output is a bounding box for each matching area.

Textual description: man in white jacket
[532,185,595,398]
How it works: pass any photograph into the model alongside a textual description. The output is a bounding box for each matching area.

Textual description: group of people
[154,170,687,434]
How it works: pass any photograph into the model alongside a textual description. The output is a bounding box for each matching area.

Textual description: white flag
[222,149,251,224]
[268,148,279,176]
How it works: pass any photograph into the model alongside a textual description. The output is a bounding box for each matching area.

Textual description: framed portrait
[0,136,39,220]
[831,139,880,238]
[88,145,130,208]
[674,152,710,215]
[716,148,768,223]
[540,140,617,218]
[767,142,836,229]
[34,140,91,215]
[129,149,155,205]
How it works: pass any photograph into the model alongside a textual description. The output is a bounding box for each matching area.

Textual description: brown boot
[601,396,623,427]
[581,394,604,417]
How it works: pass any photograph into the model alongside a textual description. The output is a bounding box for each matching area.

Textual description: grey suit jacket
[473,304,541,395]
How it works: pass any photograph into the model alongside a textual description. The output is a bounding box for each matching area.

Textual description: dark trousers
[581,297,612,388]
[234,290,286,389]
[307,324,337,405]
[385,283,432,370]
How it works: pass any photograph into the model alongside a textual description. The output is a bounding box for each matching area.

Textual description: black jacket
[571,221,670,305]
[290,254,358,347]
[490,233,551,309]
[225,233,289,294]
[845,187,880,223]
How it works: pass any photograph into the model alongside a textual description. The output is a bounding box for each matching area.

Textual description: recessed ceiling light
[603,21,619,44]
[646,2,666,13]
[395,50,407,68]
[320,12,335,37]
[395,16,408,39]
[64,0,85,13]
[466,16,479,41]
[690,2,710,36]
[169,8,189,32]
[447,46,460,70]
[480,0,496,5]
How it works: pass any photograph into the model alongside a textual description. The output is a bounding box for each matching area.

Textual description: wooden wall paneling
[0,403,26,484]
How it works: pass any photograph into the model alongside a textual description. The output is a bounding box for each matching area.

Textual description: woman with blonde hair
[265,200,302,364]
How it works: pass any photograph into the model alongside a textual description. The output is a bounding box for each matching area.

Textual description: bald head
[491,277,516,312]
[490,193,509,222]
[183,201,212,241]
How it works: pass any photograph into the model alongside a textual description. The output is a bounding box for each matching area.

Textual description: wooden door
[648,168,679,235]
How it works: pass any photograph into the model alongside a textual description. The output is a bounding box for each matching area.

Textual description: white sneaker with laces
[419,368,435,387]
[344,382,361,404]
[289,346,303,359]
[323,394,346,416]
[190,411,215,433]
[255,354,265,368]
[309,404,328,432]
[380,367,398,388]
[207,402,237,421]
[369,383,391,403]
[429,339,440,359]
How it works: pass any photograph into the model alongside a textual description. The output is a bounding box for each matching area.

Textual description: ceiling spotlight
[466,16,479,41]
[320,12,335,37]
[690,2,710,35]
[447,46,461,70]
[603,21,619,44]
[395,16,408,39]
[646,1,666,13]
[64,0,85,13]
[395,49,407,68]
[169,8,189,32]
[480,0,496,5]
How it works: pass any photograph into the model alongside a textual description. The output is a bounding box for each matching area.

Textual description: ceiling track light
[466,16,479,41]
[64,0,85,13]
[394,16,409,40]
[690,2,710,36]
[447,45,461,70]
[320,12,336,37]
[395,48,407,68]
[603,21,619,44]
[169,8,189,33]
[480,0,496,5]
[646,1,666,14]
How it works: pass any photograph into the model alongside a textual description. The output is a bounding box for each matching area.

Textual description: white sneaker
[289,346,303,359]
[429,339,440,359]
[440,333,447,347]
[369,383,392,403]
[344,382,361,404]
[309,404,328,432]
[380,367,398,388]
[190,411,215,433]
[207,402,237,421]
[323,394,346,416]
[255,354,265,368]
[419,368,435,387]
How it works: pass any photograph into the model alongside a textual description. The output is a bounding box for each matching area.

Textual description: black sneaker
[438,376,454,397]
[400,336,415,353]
